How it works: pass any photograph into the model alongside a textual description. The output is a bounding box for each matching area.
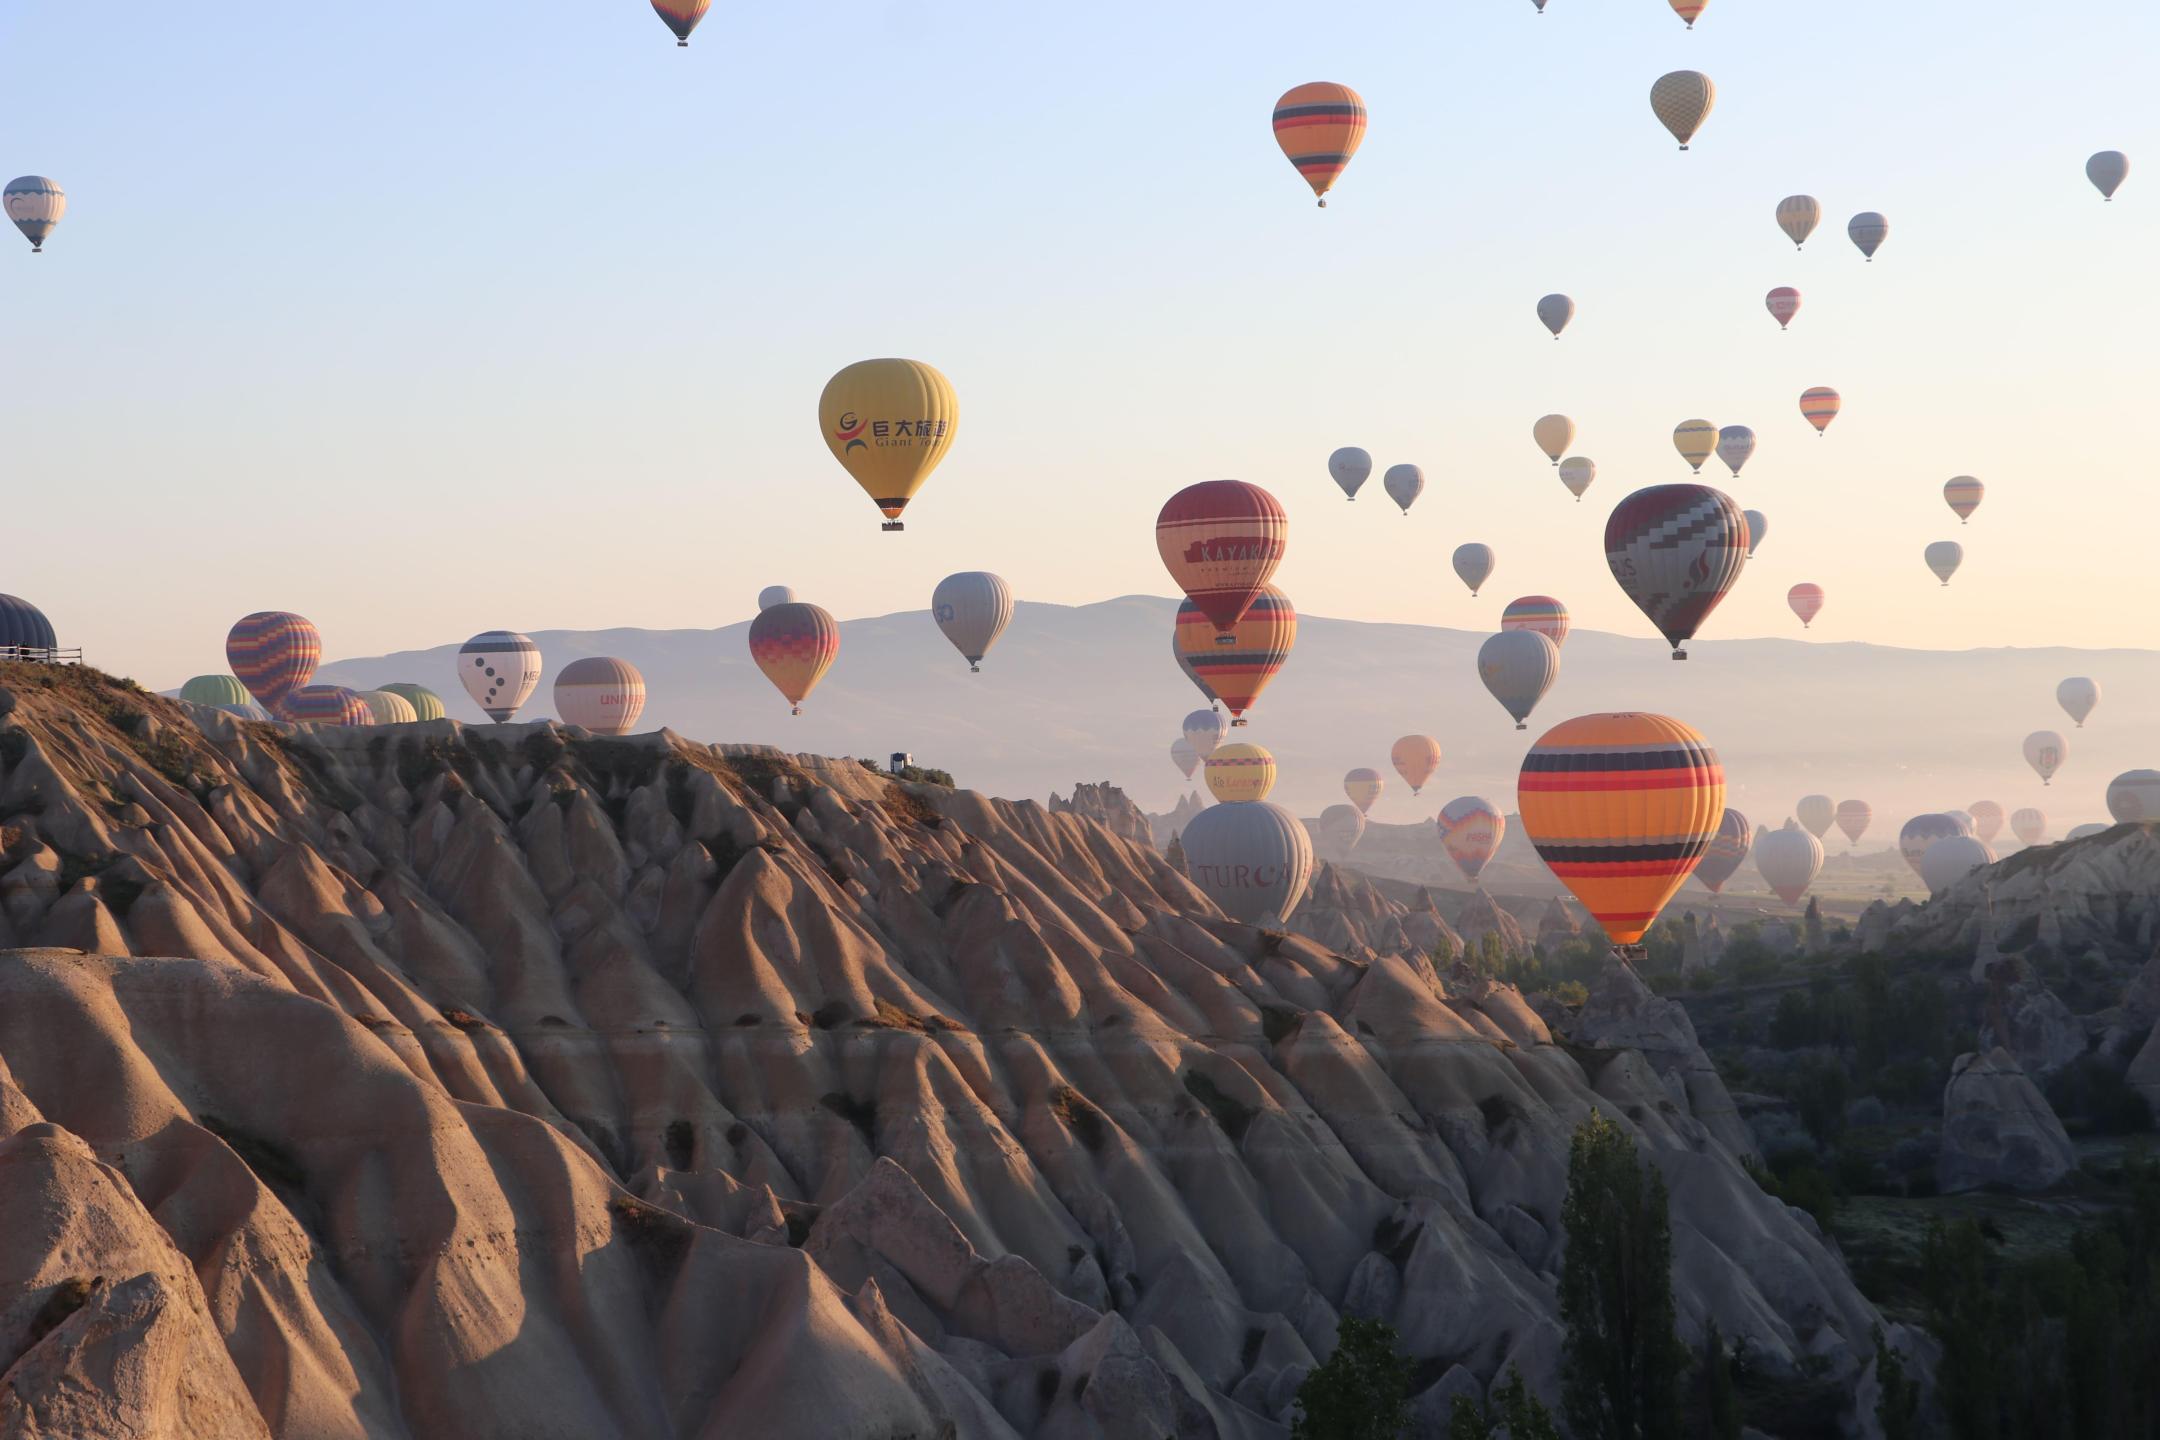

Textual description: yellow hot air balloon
[1672,419,1717,473]
[1204,743,1277,804]
[817,359,958,531]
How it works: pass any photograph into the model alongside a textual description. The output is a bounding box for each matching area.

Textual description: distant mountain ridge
[319,595,2160,830]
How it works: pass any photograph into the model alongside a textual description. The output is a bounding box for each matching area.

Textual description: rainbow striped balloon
[1500,595,1570,647]
[1436,796,1505,883]
[1518,713,1724,947]
[226,611,321,717]
[1694,808,1752,894]
[1271,83,1367,207]
[1799,387,1841,434]
[1174,587,1295,727]
[1943,476,1984,523]
[283,685,374,727]
[651,0,713,46]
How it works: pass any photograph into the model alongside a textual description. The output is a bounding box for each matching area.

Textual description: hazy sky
[2,1,2153,691]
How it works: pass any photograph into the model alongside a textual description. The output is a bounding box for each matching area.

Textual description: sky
[2,1,2155,692]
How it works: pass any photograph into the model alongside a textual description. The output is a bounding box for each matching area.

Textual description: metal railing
[0,647,82,664]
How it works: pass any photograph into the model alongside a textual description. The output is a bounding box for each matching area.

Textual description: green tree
[1292,1316,1411,1440]
[1447,1366,1561,1439]
[1872,1326,1920,1440]
[1559,1112,1686,1440]
[1698,1320,1740,1440]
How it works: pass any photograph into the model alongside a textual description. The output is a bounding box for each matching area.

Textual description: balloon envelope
[382,684,447,722]
[1438,797,1505,883]
[1776,195,1821,248]
[1920,834,1994,895]
[1501,595,1570,647]
[1799,388,1841,434]
[1743,509,1768,557]
[1899,814,1968,878]
[1537,294,1575,338]
[553,656,646,736]
[2105,770,2160,824]
[1174,588,1296,725]
[2068,823,2109,842]
[1788,583,1825,629]
[1204,742,1276,803]
[2087,150,2129,200]
[1966,800,2004,843]
[2057,677,2100,727]
[1533,415,1574,465]
[931,571,1013,671]
[1172,626,1221,707]
[283,685,374,727]
[1756,820,1825,905]
[2011,807,2047,846]
[180,675,253,710]
[1518,712,1725,946]
[1715,425,1755,476]
[226,611,322,717]
[457,632,543,723]
[818,358,958,529]
[1694,809,1752,894]
[1156,480,1289,636]
[1943,476,1984,522]
[1383,463,1424,514]
[1478,629,1560,730]
[1766,288,1802,329]
[1924,541,1963,585]
[3,176,64,251]
[1171,737,1200,780]
[651,0,713,44]
[1649,70,1716,149]
[1848,212,1889,259]
[1318,804,1366,852]
[1671,1,1708,29]
[758,585,796,612]
[1559,457,1596,500]
[1180,800,1315,923]
[1183,709,1228,759]
[1390,735,1442,794]
[1272,83,1368,205]
[1343,768,1384,815]
[1606,484,1750,658]
[355,689,418,726]
[748,603,840,714]
[1453,543,1496,596]
[1673,419,1717,472]
[2024,730,2066,785]
[1796,795,1835,839]
[1835,799,1872,845]
[1329,447,1372,499]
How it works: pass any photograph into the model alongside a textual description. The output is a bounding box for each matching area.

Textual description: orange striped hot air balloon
[1272,83,1367,208]
[1501,595,1570,647]
[748,602,839,715]
[651,0,712,45]
[1518,713,1725,949]
[1390,734,1442,795]
[1670,0,1708,27]
[1799,387,1841,435]
[1175,587,1295,727]
[1157,481,1288,638]
[1943,476,1984,523]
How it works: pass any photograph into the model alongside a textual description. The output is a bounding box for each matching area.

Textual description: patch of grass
[819,1091,878,1147]
[1050,1085,1111,1153]
[869,999,932,1032]
[1183,1070,1258,1144]
[200,1115,306,1193]
[881,784,943,829]
[25,1276,100,1347]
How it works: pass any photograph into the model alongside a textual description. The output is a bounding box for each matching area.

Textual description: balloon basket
[969,663,980,673]
[790,705,801,716]
[882,521,905,532]
[1672,649,1688,661]
[1231,718,1247,727]
[677,38,689,46]
[1215,634,1236,646]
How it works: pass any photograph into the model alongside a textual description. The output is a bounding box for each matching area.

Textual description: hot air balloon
[1899,814,1967,879]
[1966,800,2005,843]
[1743,509,1767,557]
[1920,834,1994,895]
[553,657,646,735]
[1390,735,1441,795]
[1184,708,1227,759]
[931,571,1013,673]
[1756,820,1825,905]
[1383,463,1424,515]
[1172,737,1201,780]
[1518,712,1724,948]
[2011,807,2047,846]
[1180,800,1315,922]
[1537,294,1575,339]
[356,689,419,727]
[1174,587,1295,726]
[179,675,255,715]
[2106,770,2160,824]
[1670,0,1708,29]
[4,177,65,253]
[1945,809,1976,837]
[1766,288,1802,330]
[226,612,322,717]
[1205,742,1276,803]
[1344,768,1384,815]
[1172,626,1221,709]
[1437,797,1505,883]
[1848,212,1889,260]
[1715,425,1756,477]
[283,685,374,727]
[1318,804,1366,852]
[1673,419,1717,472]
[1924,541,1963,586]
[1329,447,1372,500]
[1649,71,1716,150]
[758,585,796,612]
[1793,795,1834,840]
[1559,457,1596,502]
[1272,83,1368,208]
[2087,151,2129,201]
[1835,800,1871,845]
[1156,481,1288,637]
[1453,544,1496,597]
[1942,476,1983,524]
[2024,730,2066,786]
[383,683,448,722]
[1776,195,1821,248]
[651,0,712,45]
[1694,809,1752,894]
[1606,484,1750,659]
[1501,595,1570,647]
[748,603,839,715]
[1533,415,1574,467]
[2057,677,2100,728]
[2068,823,2108,842]
[1478,630,1557,731]
[818,358,958,530]
[1788,583,1825,629]
[1799,387,1841,435]
[457,632,542,723]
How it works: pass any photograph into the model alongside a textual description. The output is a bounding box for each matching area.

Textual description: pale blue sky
[2,1,2153,687]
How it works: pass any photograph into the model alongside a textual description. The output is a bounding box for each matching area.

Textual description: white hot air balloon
[1755,819,1824,905]
[1920,834,1994,895]
[553,656,647,736]
[757,585,796,612]
[1537,293,1575,339]
[2024,729,2067,786]
[2067,823,2109,842]
[1453,543,1496,597]
[457,632,543,722]
[2056,677,2100,728]
[1383,463,1425,515]
[1171,737,1200,780]
[2010,807,2047,846]
[2106,769,2160,824]
[1559,456,1596,502]
[1715,425,1756,477]
[1649,70,1716,150]
[2087,150,2129,201]
[1318,803,1366,853]
[1775,194,1821,248]
[1848,211,1889,260]
[1743,509,1767,557]
[3,177,65,253]
[1532,415,1574,467]
[1183,708,1227,760]
[1478,629,1560,730]
[1180,801,1315,924]
[931,571,1014,672]
[1795,794,1835,840]
[1329,447,1373,500]
[1924,541,1963,586]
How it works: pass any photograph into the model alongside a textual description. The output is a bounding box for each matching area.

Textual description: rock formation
[1050,781,1152,848]
[1896,825,2160,964]
[1454,890,1532,961]
[0,669,1887,1436]
[1150,792,1206,849]
[1533,898,1581,956]
[1977,960,2087,1079]
[1937,1049,2079,1193]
